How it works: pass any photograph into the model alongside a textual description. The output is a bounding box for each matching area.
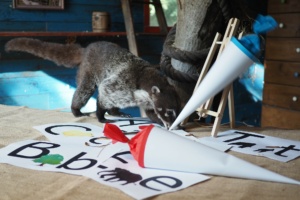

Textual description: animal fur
[5,38,181,128]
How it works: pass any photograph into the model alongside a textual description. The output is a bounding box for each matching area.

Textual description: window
[144,0,177,32]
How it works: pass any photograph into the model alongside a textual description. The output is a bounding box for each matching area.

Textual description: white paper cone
[144,127,300,185]
[169,37,260,130]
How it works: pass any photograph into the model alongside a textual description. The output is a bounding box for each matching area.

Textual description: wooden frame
[13,0,64,10]
[143,0,169,34]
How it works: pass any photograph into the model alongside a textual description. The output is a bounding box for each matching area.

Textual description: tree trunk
[169,0,226,105]
[172,0,212,75]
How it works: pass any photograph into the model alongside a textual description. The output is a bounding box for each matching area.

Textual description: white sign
[1,121,210,199]
[207,130,300,162]
[34,123,110,147]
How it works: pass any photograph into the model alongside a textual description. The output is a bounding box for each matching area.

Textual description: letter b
[57,152,97,170]
[8,142,60,159]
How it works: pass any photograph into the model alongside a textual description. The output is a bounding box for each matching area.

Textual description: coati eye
[165,109,176,117]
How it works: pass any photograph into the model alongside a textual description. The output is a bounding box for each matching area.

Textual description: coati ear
[151,86,160,94]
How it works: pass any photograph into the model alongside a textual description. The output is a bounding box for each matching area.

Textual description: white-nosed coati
[5,38,181,128]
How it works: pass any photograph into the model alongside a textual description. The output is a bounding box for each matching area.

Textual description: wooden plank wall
[0,0,143,32]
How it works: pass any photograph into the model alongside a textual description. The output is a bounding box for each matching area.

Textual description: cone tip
[169,121,179,131]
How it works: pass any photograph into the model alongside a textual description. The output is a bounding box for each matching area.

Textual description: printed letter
[45,125,92,135]
[8,142,60,159]
[275,145,300,157]
[57,152,97,170]
[140,176,182,191]
[224,131,264,142]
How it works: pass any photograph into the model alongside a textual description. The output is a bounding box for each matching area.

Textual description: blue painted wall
[0,0,144,32]
[0,0,264,126]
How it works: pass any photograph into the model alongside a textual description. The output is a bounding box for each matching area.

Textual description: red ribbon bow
[103,123,154,167]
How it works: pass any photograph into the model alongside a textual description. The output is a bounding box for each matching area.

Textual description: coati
[5,38,181,128]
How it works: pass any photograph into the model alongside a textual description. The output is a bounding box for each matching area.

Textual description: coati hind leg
[71,76,96,117]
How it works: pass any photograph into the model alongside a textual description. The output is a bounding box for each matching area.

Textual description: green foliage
[34,154,64,166]
[150,0,177,26]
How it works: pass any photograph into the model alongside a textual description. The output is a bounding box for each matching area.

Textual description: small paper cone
[104,124,300,185]
[169,37,260,130]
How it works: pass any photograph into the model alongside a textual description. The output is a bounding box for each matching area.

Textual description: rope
[217,0,232,23]
[160,54,200,83]
[162,24,210,65]
[160,25,209,83]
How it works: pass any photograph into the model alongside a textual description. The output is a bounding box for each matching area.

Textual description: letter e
[140,176,182,191]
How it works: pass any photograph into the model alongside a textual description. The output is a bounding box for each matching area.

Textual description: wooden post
[120,0,139,56]
[152,0,168,34]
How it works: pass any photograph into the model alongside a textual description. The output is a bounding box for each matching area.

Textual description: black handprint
[98,168,142,185]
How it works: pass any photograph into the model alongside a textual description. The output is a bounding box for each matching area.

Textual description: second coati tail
[5,38,181,128]
[5,37,84,68]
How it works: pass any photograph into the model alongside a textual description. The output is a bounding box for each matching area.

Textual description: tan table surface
[0,104,299,200]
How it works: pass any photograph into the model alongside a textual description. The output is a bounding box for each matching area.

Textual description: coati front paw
[71,108,89,117]
[117,113,132,118]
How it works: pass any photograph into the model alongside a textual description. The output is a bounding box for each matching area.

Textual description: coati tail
[5,37,84,68]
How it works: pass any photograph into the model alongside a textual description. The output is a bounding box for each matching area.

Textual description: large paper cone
[104,124,300,185]
[169,37,260,130]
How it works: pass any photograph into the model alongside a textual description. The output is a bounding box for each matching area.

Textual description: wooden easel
[182,18,240,137]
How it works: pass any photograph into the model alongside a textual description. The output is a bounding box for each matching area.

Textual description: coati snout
[149,86,181,129]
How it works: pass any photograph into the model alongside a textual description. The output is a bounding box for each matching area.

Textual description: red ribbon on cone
[103,123,154,167]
